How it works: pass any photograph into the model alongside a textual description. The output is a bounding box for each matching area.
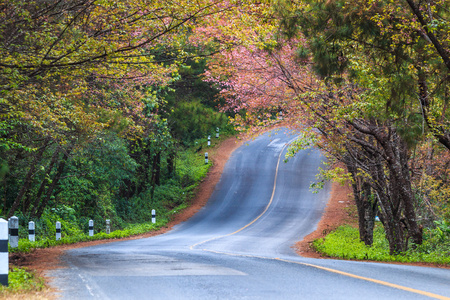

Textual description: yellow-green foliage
[417,174,450,220]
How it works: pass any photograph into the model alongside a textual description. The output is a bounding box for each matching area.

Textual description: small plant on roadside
[0,267,45,294]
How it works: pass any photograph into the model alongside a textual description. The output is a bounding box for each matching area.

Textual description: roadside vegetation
[202,0,450,264]
[7,141,220,255]
[0,2,235,295]
[1,0,450,296]
[313,222,450,265]
[0,267,46,297]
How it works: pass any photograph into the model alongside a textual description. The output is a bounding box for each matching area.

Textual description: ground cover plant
[313,222,450,265]
[0,267,46,297]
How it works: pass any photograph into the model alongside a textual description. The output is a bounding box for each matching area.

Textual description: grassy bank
[313,223,450,266]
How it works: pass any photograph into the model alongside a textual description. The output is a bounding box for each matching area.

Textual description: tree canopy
[1,0,449,256]
[203,0,450,254]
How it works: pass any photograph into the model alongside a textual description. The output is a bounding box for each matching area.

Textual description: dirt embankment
[294,182,354,258]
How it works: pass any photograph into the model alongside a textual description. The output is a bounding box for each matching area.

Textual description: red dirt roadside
[10,130,351,292]
[294,182,354,258]
[12,131,353,282]
[7,135,245,298]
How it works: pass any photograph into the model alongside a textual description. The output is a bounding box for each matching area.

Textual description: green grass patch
[10,214,173,254]
[313,225,450,265]
[0,267,45,294]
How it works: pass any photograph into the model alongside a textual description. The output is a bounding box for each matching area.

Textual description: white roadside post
[207,135,211,147]
[56,221,61,240]
[106,219,110,234]
[0,219,8,286]
[205,152,208,164]
[152,210,156,224]
[8,216,18,248]
[216,127,219,138]
[28,221,35,242]
[89,220,94,236]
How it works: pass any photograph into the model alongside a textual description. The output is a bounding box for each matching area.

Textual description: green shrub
[0,267,44,292]
[14,218,169,253]
[313,225,450,265]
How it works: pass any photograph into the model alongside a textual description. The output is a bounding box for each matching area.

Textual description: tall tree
[0,0,237,217]
[201,0,450,252]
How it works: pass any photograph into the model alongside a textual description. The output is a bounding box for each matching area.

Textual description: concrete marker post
[216,127,219,138]
[0,218,8,286]
[89,220,94,236]
[152,209,156,224]
[8,216,18,248]
[207,135,211,146]
[205,152,208,164]
[29,221,35,242]
[106,219,110,234]
[56,221,61,241]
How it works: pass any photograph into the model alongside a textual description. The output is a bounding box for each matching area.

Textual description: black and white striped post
[89,220,94,236]
[152,210,156,224]
[207,135,211,146]
[0,218,8,286]
[29,221,35,242]
[8,216,18,248]
[106,219,110,234]
[205,152,208,164]
[216,127,219,138]
[56,221,61,241]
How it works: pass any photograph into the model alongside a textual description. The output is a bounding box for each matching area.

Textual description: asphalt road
[50,128,450,300]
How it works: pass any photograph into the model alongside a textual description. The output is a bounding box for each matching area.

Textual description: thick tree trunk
[388,137,423,247]
[344,120,422,254]
[360,183,377,246]
[347,160,377,246]
[372,127,422,253]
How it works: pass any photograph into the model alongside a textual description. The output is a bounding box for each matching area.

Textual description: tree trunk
[347,160,377,246]
[33,145,73,218]
[7,138,50,218]
[167,151,175,178]
[151,151,161,186]
[345,120,422,254]
[24,145,61,215]
[360,182,377,246]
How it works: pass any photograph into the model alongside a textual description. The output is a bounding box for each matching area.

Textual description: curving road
[50,128,450,300]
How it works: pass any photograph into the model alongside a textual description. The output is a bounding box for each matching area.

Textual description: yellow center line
[202,249,450,300]
[190,135,450,300]
[276,258,450,300]
[189,139,290,250]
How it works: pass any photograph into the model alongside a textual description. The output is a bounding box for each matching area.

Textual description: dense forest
[0,0,233,240]
[1,0,449,257]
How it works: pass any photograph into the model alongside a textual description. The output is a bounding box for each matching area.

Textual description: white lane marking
[78,273,95,297]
